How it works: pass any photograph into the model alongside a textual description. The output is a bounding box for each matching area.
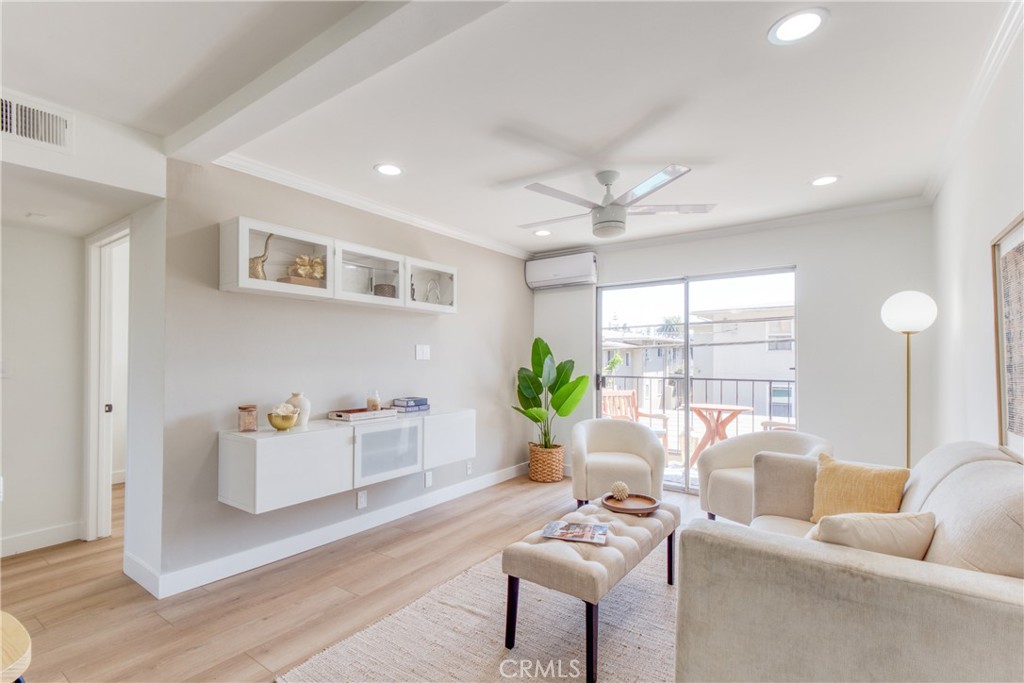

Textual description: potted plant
[513,337,589,482]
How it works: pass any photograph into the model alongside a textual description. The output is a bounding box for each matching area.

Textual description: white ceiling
[1,2,1015,253]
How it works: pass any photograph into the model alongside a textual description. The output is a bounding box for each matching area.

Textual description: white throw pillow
[804,511,936,560]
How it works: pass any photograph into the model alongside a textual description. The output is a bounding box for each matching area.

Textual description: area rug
[278,547,676,683]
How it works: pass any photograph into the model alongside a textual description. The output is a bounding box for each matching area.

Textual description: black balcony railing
[601,374,796,450]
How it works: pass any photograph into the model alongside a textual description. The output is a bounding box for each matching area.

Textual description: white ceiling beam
[166,1,504,164]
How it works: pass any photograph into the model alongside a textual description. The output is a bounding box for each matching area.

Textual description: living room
[1,2,1021,682]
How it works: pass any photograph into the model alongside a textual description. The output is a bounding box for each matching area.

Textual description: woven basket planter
[528,443,565,482]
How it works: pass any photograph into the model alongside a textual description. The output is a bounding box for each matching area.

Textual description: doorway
[597,269,796,493]
[84,222,130,540]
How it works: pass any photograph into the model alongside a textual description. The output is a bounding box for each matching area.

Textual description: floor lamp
[880,290,937,468]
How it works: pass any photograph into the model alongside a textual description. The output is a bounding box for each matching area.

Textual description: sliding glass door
[597,270,796,493]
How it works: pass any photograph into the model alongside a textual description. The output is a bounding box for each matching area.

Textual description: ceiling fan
[519,165,714,238]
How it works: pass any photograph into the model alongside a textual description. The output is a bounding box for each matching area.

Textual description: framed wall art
[992,212,1024,454]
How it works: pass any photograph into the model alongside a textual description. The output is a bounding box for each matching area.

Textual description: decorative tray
[601,493,661,516]
[328,407,398,422]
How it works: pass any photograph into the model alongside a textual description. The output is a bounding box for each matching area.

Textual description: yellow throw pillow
[810,454,910,523]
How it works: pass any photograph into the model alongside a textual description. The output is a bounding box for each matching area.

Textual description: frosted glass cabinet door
[353,420,423,487]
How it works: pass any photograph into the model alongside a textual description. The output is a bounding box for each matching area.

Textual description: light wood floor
[1,478,702,682]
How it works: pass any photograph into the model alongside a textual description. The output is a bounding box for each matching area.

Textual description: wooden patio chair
[600,389,669,450]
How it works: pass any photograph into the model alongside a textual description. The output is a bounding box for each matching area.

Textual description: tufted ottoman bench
[502,502,681,683]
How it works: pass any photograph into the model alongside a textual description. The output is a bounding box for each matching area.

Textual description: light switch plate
[415,344,430,360]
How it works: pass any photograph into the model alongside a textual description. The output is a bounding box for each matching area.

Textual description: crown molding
[923,1,1023,200]
[214,153,530,260]
[588,196,932,256]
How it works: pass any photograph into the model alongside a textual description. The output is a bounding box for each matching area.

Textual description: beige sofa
[677,441,1024,682]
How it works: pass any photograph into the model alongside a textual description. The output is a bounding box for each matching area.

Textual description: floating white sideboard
[218,410,476,514]
[220,217,457,313]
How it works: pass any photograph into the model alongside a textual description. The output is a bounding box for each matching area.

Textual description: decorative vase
[285,392,311,426]
[528,443,565,483]
[248,233,273,279]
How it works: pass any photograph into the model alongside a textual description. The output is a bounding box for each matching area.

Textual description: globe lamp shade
[880,291,938,333]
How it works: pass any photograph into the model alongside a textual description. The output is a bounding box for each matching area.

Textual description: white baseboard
[1,521,81,557]
[112,469,126,485]
[145,462,531,599]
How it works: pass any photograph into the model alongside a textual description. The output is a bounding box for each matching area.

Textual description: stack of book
[392,396,430,413]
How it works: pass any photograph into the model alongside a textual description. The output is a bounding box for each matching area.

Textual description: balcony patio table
[688,403,753,465]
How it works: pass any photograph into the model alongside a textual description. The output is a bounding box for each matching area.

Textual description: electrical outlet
[357,490,367,509]
[424,471,433,488]
[466,462,472,476]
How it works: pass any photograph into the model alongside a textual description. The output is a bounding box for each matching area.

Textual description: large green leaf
[541,355,556,389]
[551,375,589,417]
[513,406,548,424]
[552,359,574,394]
[517,385,540,410]
[517,368,542,400]
[531,337,552,377]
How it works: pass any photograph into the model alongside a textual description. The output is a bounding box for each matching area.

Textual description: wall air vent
[1,94,73,152]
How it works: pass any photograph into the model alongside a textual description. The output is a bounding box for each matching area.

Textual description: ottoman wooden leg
[667,530,675,585]
[585,601,598,683]
[505,575,520,649]
[707,512,716,520]
[576,499,588,508]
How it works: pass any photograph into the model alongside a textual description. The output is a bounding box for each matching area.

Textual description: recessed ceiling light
[768,8,829,45]
[533,229,552,237]
[374,163,402,176]
[811,175,840,186]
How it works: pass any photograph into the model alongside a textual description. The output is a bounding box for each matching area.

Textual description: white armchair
[571,418,665,506]
[697,430,832,524]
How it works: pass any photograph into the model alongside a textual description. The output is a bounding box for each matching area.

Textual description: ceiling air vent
[1,95,73,151]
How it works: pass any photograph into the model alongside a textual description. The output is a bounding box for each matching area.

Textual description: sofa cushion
[750,515,815,536]
[919,458,1024,578]
[805,511,935,560]
[811,454,909,523]
[707,467,753,525]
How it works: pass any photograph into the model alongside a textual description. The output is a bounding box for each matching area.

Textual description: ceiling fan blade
[518,213,591,229]
[628,204,716,215]
[525,183,601,210]
[613,165,691,207]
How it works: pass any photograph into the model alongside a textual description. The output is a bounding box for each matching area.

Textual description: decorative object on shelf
[426,278,441,304]
[514,337,589,482]
[410,274,416,301]
[328,407,399,422]
[288,254,326,280]
[367,389,382,411]
[248,233,273,280]
[373,283,397,298]
[880,290,938,468]
[610,480,630,501]
[268,402,300,431]
[237,404,258,432]
[285,392,311,426]
[393,396,429,413]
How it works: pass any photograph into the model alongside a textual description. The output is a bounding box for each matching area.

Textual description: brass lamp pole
[881,291,938,468]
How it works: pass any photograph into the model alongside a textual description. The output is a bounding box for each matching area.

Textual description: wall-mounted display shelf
[218,410,476,514]
[220,217,334,301]
[220,217,457,314]
[218,421,354,514]
[406,258,457,313]
[334,241,405,308]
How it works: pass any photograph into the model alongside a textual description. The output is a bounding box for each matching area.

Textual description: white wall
[1,225,86,553]
[155,161,534,582]
[1,90,166,199]
[536,204,936,466]
[933,33,1023,453]
[111,240,129,483]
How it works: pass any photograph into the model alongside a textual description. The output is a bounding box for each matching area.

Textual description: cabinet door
[255,429,353,513]
[423,410,476,468]
[220,217,334,300]
[405,257,457,313]
[334,241,406,307]
[354,420,423,487]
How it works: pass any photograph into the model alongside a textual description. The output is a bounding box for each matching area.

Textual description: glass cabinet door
[353,420,423,486]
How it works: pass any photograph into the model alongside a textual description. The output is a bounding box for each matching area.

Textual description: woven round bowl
[373,284,397,298]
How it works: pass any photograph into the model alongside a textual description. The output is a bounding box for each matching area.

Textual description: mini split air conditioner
[525,252,597,290]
